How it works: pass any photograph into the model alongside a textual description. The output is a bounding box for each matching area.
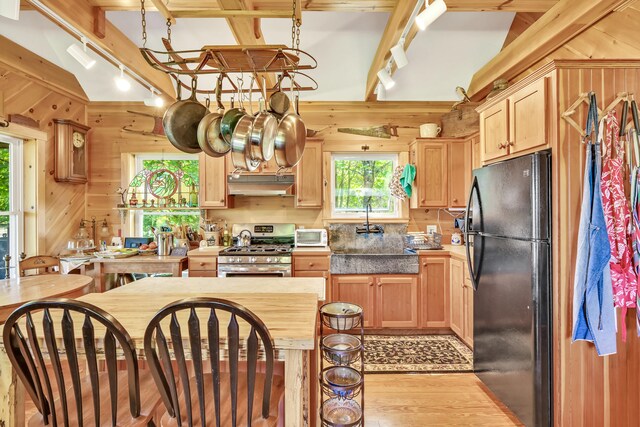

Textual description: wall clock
[53,119,91,183]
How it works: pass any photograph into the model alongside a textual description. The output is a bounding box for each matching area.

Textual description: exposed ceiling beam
[467,0,634,99]
[364,0,416,101]
[171,9,291,18]
[0,34,88,103]
[26,0,175,98]
[83,0,560,13]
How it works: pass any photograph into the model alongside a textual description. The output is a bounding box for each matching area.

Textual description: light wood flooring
[364,373,522,426]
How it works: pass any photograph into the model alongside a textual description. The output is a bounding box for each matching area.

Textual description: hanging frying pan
[269,74,290,118]
[220,83,246,144]
[249,77,278,162]
[274,93,306,168]
[197,75,230,157]
[163,78,206,153]
[231,78,260,172]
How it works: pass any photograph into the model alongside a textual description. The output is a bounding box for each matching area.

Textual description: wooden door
[419,257,449,328]
[509,78,548,154]
[463,278,474,347]
[376,275,418,328]
[480,99,509,163]
[332,275,376,328]
[448,141,472,208]
[449,258,464,337]
[417,142,448,207]
[295,139,323,208]
[199,153,228,208]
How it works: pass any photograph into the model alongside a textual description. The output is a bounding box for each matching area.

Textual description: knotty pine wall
[0,67,88,255]
[86,102,458,239]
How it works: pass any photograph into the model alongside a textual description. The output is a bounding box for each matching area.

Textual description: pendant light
[415,0,447,31]
[114,65,131,91]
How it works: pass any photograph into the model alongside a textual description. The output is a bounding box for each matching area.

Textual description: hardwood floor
[364,373,522,426]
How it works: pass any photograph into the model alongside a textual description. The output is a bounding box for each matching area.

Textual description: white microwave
[295,229,328,247]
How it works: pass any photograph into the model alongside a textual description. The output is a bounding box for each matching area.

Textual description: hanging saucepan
[163,78,206,153]
[249,77,278,162]
[220,82,246,144]
[231,78,260,172]
[269,73,290,118]
[274,93,306,168]
[197,75,230,157]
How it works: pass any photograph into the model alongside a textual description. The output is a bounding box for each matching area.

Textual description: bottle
[223,223,231,247]
[189,184,198,207]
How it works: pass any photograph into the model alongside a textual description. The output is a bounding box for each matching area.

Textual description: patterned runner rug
[363,335,473,374]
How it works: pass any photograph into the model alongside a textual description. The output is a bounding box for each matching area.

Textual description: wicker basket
[404,233,443,250]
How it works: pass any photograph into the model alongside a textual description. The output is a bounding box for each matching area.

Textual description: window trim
[330,152,400,219]
[0,134,24,275]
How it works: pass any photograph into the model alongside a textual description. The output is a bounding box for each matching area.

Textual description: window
[331,153,398,218]
[133,154,200,238]
[0,135,23,279]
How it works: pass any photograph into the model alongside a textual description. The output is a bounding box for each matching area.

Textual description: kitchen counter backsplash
[329,223,407,254]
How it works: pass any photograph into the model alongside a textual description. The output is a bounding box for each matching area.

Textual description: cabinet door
[377,276,418,328]
[332,275,376,328]
[448,142,472,208]
[294,270,331,303]
[509,78,547,154]
[471,133,481,171]
[199,153,228,208]
[480,99,509,163]
[417,142,448,207]
[419,257,449,328]
[295,139,323,208]
[449,258,464,337]
[463,278,474,347]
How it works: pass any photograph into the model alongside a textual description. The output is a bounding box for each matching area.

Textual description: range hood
[227,174,294,196]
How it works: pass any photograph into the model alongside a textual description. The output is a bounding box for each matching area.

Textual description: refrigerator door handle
[465,175,480,291]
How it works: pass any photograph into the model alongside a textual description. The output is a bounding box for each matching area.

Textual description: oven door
[218,264,292,277]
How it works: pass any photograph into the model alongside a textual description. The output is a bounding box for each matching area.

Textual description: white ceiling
[0,8,514,102]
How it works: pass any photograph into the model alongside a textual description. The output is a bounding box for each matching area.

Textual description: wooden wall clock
[53,119,91,183]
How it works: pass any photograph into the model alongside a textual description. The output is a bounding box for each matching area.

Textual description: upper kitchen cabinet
[295,139,323,208]
[410,137,472,209]
[199,153,229,209]
[478,74,551,165]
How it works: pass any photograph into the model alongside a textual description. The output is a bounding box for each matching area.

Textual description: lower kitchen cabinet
[449,258,465,337]
[332,275,418,329]
[188,255,217,277]
[293,253,331,304]
[419,256,449,328]
[463,278,474,347]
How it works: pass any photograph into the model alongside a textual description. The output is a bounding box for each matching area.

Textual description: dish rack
[404,232,443,250]
[318,302,365,427]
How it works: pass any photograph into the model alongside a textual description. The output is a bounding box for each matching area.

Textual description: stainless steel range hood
[227,174,294,196]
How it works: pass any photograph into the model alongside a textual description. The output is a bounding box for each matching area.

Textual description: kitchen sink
[330,251,419,275]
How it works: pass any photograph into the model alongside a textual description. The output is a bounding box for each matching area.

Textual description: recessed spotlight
[377,68,395,90]
[114,65,131,92]
[390,39,408,69]
[66,38,96,70]
[415,0,447,31]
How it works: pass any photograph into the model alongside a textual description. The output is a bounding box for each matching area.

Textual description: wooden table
[90,255,188,292]
[0,274,95,427]
[0,277,322,427]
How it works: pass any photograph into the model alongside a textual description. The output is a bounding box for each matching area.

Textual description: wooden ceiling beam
[467,0,633,99]
[363,0,416,101]
[27,0,175,99]
[149,0,176,24]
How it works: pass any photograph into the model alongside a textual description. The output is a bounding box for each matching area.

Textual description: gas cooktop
[220,245,292,256]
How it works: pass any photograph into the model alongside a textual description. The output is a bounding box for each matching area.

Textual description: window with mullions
[0,135,23,279]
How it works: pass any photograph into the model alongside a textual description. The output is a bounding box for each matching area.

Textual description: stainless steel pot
[156,232,174,256]
[197,76,230,157]
[274,94,306,168]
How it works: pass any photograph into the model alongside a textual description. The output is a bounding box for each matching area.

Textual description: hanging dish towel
[572,94,617,356]
[600,111,638,341]
[389,165,407,200]
[400,164,416,198]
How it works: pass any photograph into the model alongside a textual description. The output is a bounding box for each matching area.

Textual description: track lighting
[375,82,386,101]
[377,68,395,90]
[144,88,164,107]
[0,0,19,20]
[66,37,96,70]
[114,65,131,91]
[390,38,409,69]
[415,0,447,31]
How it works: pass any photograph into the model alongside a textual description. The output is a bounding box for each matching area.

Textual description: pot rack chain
[140,0,173,47]
[291,0,301,50]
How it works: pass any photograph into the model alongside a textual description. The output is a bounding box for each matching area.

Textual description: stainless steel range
[218,223,295,277]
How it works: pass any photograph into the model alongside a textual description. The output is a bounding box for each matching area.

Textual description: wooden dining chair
[19,256,60,277]
[2,298,161,427]
[143,297,285,427]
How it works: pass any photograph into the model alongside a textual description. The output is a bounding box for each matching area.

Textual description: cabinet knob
[422,262,428,267]
[378,282,382,287]
[369,282,374,286]
[507,141,514,147]
[421,199,426,203]
[219,199,224,203]
[298,199,302,202]
[498,143,506,149]
[309,263,315,267]
[199,262,205,266]
[453,198,458,203]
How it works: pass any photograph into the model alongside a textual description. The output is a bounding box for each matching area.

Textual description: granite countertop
[187,246,227,256]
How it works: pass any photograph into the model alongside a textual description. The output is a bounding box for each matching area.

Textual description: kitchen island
[0,277,324,427]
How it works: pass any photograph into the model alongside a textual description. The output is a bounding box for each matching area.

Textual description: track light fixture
[66,37,96,70]
[144,88,164,107]
[114,65,131,91]
[377,68,395,90]
[375,82,386,101]
[415,0,447,31]
[0,0,19,20]
[390,38,409,69]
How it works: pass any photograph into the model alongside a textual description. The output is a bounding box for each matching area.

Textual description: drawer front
[294,256,330,271]
[189,270,217,277]
[189,257,217,271]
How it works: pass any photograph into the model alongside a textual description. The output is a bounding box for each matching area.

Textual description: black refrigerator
[464,150,552,427]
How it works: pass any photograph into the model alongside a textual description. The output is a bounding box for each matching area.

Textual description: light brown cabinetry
[463,278,474,347]
[188,255,217,277]
[449,141,472,208]
[295,139,323,208]
[449,258,465,337]
[332,274,418,328]
[479,77,549,165]
[199,153,229,209]
[293,253,331,303]
[419,256,449,328]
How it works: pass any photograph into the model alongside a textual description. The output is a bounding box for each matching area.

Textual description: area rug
[363,335,473,374]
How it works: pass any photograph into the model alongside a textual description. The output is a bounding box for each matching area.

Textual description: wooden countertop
[0,274,94,322]
[90,255,187,263]
[188,246,227,256]
[417,244,468,259]
[110,277,326,301]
